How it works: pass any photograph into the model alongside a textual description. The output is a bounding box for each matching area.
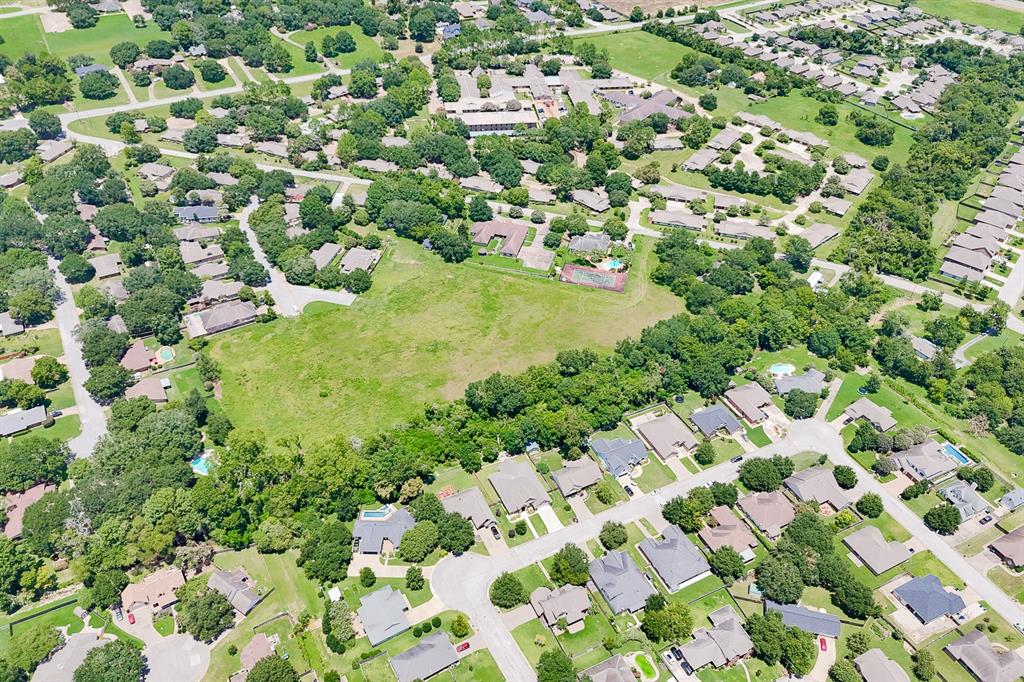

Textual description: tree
[756,556,804,604]
[177,587,234,641]
[489,572,527,608]
[548,543,589,586]
[58,253,95,284]
[304,42,318,63]
[468,194,493,222]
[709,482,738,507]
[247,657,299,682]
[536,650,576,682]
[709,546,745,583]
[109,41,141,69]
[161,65,195,90]
[73,641,144,682]
[912,650,935,681]
[816,104,839,126]
[28,111,61,140]
[784,389,817,419]
[739,458,782,491]
[7,624,60,673]
[198,60,226,83]
[827,660,860,682]
[599,521,627,549]
[297,522,353,582]
[450,613,470,638]
[79,71,119,99]
[397,520,439,562]
[746,612,785,665]
[406,566,424,591]
[359,566,376,587]
[641,601,693,642]
[84,364,133,402]
[183,126,217,153]
[662,494,708,532]
[833,465,857,489]
[785,237,813,273]
[437,512,475,553]
[698,93,717,111]
[924,503,960,535]
[856,493,883,518]
[30,357,68,389]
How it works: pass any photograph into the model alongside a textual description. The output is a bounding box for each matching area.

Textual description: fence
[5,596,79,636]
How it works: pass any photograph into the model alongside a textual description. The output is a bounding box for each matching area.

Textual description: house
[909,335,939,361]
[75,63,109,78]
[207,568,260,614]
[354,159,399,173]
[352,508,415,554]
[0,312,22,338]
[388,632,458,682]
[821,196,852,217]
[0,171,23,189]
[684,148,719,171]
[470,220,529,258]
[774,368,826,396]
[358,586,410,646]
[174,225,221,242]
[3,483,54,539]
[713,221,774,241]
[591,437,648,477]
[889,440,957,482]
[488,459,550,513]
[765,601,841,638]
[551,457,602,497]
[0,406,47,437]
[648,210,705,231]
[634,412,698,459]
[189,280,243,310]
[185,300,258,337]
[691,404,742,438]
[698,506,757,561]
[990,526,1024,568]
[180,241,224,266]
[679,606,753,671]
[571,189,611,213]
[1001,488,1024,511]
[940,480,989,521]
[89,253,122,279]
[120,567,185,612]
[99,279,129,303]
[945,630,1024,682]
[799,223,840,249]
[255,141,289,158]
[138,162,175,190]
[310,242,342,270]
[588,550,656,614]
[738,491,794,539]
[340,247,381,274]
[581,655,635,682]
[1,356,36,383]
[192,261,230,280]
[892,574,966,624]
[530,585,590,629]
[568,232,612,254]
[208,172,239,187]
[120,339,156,373]
[38,140,73,163]
[639,525,712,592]
[724,383,773,424]
[124,377,168,403]
[440,487,496,530]
[784,467,851,510]
[843,397,896,432]
[855,649,910,682]
[843,526,911,574]
[174,205,220,223]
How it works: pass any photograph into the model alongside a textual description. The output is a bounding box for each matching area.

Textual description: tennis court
[560,264,627,292]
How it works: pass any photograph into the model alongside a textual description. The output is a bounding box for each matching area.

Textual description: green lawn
[0,328,63,358]
[512,564,554,599]
[337,575,433,610]
[988,565,1024,603]
[45,383,75,411]
[153,614,175,637]
[744,425,771,447]
[0,14,47,60]
[44,15,173,63]
[558,613,615,659]
[451,650,505,681]
[287,26,385,71]
[836,619,914,680]
[914,0,1024,32]
[511,618,552,666]
[964,330,1022,362]
[584,474,628,514]
[633,454,677,492]
[572,30,692,82]
[0,597,82,657]
[826,373,868,421]
[210,236,681,441]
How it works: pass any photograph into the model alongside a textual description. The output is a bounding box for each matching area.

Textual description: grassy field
[45,15,172,63]
[0,14,47,60]
[572,30,692,82]
[0,328,63,359]
[915,0,1024,32]
[210,236,681,441]
[287,25,384,71]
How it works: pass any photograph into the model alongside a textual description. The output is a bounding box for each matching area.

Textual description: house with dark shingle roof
[892,575,966,624]
[639,525,711,592]
[352,508,415,554]
[589,550,655,614]
[591,437,648,477]
[765,601,841,638]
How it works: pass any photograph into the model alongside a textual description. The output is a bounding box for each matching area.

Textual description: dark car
[490,525,501,540]
[113,606,123,621]
[624,485,635,497]
[981,515,993,525]
[671,647,683,661]
[51,410,63,417]
[730,455,744,463]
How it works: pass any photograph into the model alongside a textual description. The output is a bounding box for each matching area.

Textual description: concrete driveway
[33,632,111,682]
[145,634,210,682]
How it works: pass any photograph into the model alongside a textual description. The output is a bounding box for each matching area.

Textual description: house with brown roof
[551,457,602,497]
[89,253,122,279]
[843,397,896,432]
[120,339,156,373]
[724,383,773,424]
[0,356,36,384]
[530,585,590,630]
[470,220,529,258]
[634,412,698,459]
[738,491,794,539]
[784,466,851,511]
[120,567,185,612]
[124,377,168,403]
[698,506,757,561]
[843,526,911,574]
[489,459,550,513]
[990,526,1024,568]
[3,483,54,539]
[945,630,1024,682]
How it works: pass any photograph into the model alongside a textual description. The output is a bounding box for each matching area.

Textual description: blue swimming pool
[942,443,970,465]
[361,506,391,519]
[190,455,210,476]
[769,363,795,376]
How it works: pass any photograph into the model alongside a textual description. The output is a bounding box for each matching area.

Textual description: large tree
[73,641,145,682]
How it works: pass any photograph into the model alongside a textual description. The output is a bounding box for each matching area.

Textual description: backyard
[210,236,681,441]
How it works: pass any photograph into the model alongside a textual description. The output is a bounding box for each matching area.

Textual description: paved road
[49,258,107,458]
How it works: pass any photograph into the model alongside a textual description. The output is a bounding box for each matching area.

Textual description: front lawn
[153,614,174,637]
[633,455,677,492]
[451,650,505,681]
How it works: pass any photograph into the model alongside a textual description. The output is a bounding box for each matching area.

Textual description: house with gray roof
[738,491,794,539]
[352,508,415,554]
[945,629,1024,682]
[724,383,773,424]
[582,655,634,682]
[843,397,896,432]
[185,300,258,336]
[0,406,46,437]
[639,525,711,592]
[568,232,611,254]
[440,487,495,529]
[784,467,851,510]
[940,480,989,521]
[571,189,611,213]
[893,575,966,624]
[890,439,956,482]
[359,586,410,646]
[551,457,602,497]
[800,223,840,249]
[909,335,939,361]
[340,247,381,274]
[208,568,261,614]
[680,605,753,671]
[774,368,826,396]
[648,210,705,231]
[591,437,648,477]
[1001,488,1024,511]
[310,242,342,270]
[174,205,220,223]
[691,404,741,438]
[530,584,590,629]
[389,632,458,682]
[765,601,841,638]
[634,412,698,459]
[0,312,23,338]
[589,550,655,614]
[855,648,910,682]
[843,526,911,575]
[489,459,550,513]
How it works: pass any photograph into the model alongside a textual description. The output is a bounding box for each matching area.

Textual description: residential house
[0,356,36,383]
[340,247,381,274]
[588,550,656,614]
[738,491,795,539]
[634,412,698,459]
[352,508,415,554]
[784,467,852,510]
[765,601,841,638]
[990,526,1024,568]
[440,487,496,530]
[724,383,773,424]
[800,223,840,249]
[120,340,156,373]
[488,459,550,513]
[940,480,990,521]
[231,634,274,682]
[174,205,220,223]
[124,377,168,403]
[1001,488,1024,511]
[691,404,742,438]
[568,232,612,254]
[892,574,966,624]
[530,585,590,629]
[180,241,224,266]
[174,225,222,242]
[550,457,602,497]
[591,437,648,477]
[648,210,705,231]
[3,483,55,539]
[89,253,122,279]
[470,220,529,258]
[189,280,244,311]
[679,606,753,671]
[909,335,939,361]
[311,242,342,270]
[571,189,611,213]
[774,368,826,396]
[843,397,896,432]
[120,567,185,612]
[0,312,23,337]
[639,525,712,592]
[854,649,910,682]
[388,632,458,682]
[185,300,258,337]
[359,586,410,646]
[0,406,47,437]
[581,655,634,682]
[208,568,261,614]
[843,526,911,574]
[138,162,175,191]
[889,440,957,482]
[945,630,1024,682]
[698,506,757,561]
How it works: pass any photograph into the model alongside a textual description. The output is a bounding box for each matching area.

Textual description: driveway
[145,634,209,682]
[33,632,111,682]
[809,637,837,682]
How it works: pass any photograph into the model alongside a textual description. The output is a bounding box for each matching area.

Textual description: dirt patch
[39,9,72,32]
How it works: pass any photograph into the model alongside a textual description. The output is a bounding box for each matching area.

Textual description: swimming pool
[942,443,970,465]
[190,455,210,476]
[769,363,796,376]
[598,258,623,271]
[361,505,392,519]
[157,347,175,363]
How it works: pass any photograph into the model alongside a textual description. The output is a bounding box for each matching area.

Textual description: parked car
[624,485,635,497]
[671,647,683,661]
[819,637,827,652]
[457,642,470,653]
[51,410,63,417]
[490,525,501,540]
[981,515,993,525]
[1015,622,1024,635]
[127,612,135,625]
[113,607,123,621]
[730,455,744,463]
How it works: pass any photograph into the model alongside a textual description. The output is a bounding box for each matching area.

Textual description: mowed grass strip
[210,236,681,440]
[914,0,1024,32]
